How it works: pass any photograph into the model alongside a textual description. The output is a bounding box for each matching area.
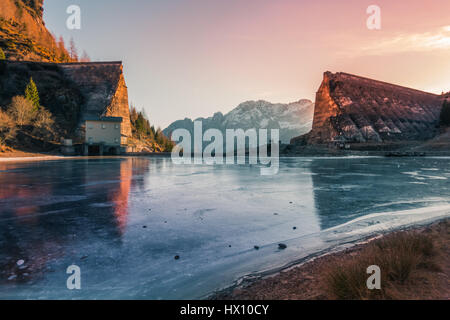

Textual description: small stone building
[83,116,125,155]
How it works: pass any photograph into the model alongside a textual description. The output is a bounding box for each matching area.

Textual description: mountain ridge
[163,99,314,144]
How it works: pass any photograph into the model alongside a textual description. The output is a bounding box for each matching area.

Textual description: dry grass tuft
[323,231,439,300]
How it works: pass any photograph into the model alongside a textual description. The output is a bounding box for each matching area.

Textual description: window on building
[102,124,106,129]
[114,138,119,144]
[88,137,93,143]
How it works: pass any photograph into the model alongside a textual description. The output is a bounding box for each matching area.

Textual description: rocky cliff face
[164,99,314,144]
[0,0,69,62]
[299,72,444,144]
[0,60,132,140]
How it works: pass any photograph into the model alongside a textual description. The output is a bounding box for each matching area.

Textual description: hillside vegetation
[0,0,85,62]
[0,78,59,153]
[129,106,174,153]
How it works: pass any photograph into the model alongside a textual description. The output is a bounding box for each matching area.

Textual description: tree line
[0,36,89,63]
[130,105,174,152]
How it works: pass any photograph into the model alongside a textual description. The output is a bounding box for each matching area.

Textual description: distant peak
[294,99,313,104]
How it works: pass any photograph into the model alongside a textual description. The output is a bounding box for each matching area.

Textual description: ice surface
[0,157,449,299]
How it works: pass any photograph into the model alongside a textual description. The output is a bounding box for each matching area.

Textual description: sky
[43,0,450,129]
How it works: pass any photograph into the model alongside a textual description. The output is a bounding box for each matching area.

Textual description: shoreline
[0,152,173,162]
[3,147,450,161]
[211,218,450,300]
[1,151,450,163]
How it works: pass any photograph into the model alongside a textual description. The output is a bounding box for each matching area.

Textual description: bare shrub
[8,96,36,126]
[0,109,17,149]
[32,107,55,141]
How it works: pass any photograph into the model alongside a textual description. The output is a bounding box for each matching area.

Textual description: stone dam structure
[0,60,132,142]
[292,72,445,145]
[58,61,132,139]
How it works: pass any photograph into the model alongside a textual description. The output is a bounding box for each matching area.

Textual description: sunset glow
[43,0,450,128]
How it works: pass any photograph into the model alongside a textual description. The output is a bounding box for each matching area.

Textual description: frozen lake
[0,156,449,299]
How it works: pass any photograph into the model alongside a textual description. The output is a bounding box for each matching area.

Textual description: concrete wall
[85,121,121,146]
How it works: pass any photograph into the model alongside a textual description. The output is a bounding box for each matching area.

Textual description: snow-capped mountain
[163,99,314,144]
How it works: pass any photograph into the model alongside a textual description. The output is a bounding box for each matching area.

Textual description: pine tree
[129,105,138,124]
[57,36,69,62]
[135,113,147,136]
[80,50,91,62]
[58,36,65,50]
[0,48,5,60]
[69,38,79,62]
[25,77,40,111]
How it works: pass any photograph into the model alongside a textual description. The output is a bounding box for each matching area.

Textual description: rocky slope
[0,0,69,62]
[293,72,444,145]
[163,99,314,144]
